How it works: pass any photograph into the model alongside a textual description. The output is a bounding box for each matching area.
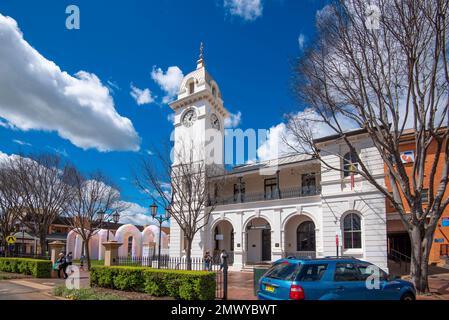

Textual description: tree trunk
[186,238,192,270]
[39,235,47,256]
[409,225,431,294]
[84,238,91,271]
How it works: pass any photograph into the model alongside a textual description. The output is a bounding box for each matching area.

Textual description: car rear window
[264,262,300,281]
[297,263,328,281]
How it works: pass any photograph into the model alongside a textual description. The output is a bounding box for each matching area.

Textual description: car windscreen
[264,262,300,281]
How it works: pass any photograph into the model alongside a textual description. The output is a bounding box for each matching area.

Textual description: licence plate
[265,285,275,293]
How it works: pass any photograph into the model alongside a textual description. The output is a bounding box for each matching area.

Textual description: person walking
[56,253,68,279]
[204,251,212,271]
[66,252,73,266]
[79,254,85,271]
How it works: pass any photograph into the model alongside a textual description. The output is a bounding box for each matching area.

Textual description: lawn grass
[53,285,124,300]
[72,259,104,266]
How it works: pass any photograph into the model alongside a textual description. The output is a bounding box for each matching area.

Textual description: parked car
[257,257,416,300]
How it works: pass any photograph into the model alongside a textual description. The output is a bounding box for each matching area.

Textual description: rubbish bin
[253,266,270,296]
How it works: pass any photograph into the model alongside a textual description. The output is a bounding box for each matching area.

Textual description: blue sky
[0,0,329,225]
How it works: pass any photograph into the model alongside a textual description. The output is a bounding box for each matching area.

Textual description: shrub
[90,266,216,300]
[0,258,51,278]
[53,285,124,300]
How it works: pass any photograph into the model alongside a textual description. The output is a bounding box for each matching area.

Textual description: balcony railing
[209,186,321,206]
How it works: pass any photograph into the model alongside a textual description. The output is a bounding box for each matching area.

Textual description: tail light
[289,284,305,300]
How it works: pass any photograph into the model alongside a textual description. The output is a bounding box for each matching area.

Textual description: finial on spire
[197,42,205,69]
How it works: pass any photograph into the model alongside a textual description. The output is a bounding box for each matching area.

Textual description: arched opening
[245,217,271,264]
[142,226,157,258]
[212,220,234,263]
[284,214,316,258]
[115,224,142,257]
[297,221,316,252]
[127,237,133,258]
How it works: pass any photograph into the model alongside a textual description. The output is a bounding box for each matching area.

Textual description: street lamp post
[98,210,121,242]
[150,203,170,269]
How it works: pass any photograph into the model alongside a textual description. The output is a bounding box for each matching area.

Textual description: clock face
[182,109,197,127]
[210,113,220,130]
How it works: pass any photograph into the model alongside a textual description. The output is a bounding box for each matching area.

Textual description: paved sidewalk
[228,271,257,300]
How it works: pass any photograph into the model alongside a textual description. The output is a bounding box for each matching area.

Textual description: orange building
[385,129,449,264]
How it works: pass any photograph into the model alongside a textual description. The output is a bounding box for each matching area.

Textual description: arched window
[127,237,133,257]
[297,221,316,251]
[343,151,359,177]
[212,86,217,97]
[189,81,195,94]
[343,213,362,249]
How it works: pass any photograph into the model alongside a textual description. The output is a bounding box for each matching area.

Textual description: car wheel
[400,292,415,301]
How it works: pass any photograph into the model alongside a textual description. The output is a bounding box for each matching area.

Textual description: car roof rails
[323,256,357,259]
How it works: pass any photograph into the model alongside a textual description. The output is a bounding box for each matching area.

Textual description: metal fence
[116,255,228,299]
[210,186,321,206]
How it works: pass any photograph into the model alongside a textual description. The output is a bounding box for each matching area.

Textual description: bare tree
[134,140,226,269]
[7,154,74,255]
[288,0,448,293]
[0,163,22,256]
[64,168,126,270]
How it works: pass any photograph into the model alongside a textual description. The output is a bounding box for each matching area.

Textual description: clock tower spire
[169,45,230,165]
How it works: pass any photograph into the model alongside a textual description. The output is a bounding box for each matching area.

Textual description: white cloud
[224,111,242,128]
[224,0,263,21]
[0,14,140,152]
[151,66,184,104]
[298,34,306,50]
[12,139,32,147]
[167,113,175,124]
[46,146,68,157]
[130,85,154,105]
[119,201,170,227]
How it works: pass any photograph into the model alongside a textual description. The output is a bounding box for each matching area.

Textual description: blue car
[257,257,416,300]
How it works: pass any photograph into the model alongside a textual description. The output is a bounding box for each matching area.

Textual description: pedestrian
[56,252,68,279]
[219,249,227,271]
[79,254,85,271]
[66,252,73,266]
[204,251,212,271]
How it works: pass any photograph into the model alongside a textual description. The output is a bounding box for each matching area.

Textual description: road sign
[6,235,16,245]
[442,218,449,227]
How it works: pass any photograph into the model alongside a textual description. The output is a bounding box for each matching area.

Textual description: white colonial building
[168,51,388,272]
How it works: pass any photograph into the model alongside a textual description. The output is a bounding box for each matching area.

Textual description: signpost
[6,235,16,245]
[442,218,449,227]
[336,230,342,257]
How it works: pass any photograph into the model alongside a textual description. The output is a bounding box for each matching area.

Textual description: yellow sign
[6,235,16,245]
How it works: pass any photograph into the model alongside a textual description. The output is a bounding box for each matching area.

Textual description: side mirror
[387,274,400,281]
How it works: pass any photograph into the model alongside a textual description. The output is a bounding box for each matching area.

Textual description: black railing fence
[388,248,411,274]
[116,255,228,299]
[209,186,321,206]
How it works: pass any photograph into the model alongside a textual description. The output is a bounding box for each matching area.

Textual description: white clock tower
[169,43,229,166]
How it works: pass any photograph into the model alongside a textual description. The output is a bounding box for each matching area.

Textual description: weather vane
[199,42,204,60]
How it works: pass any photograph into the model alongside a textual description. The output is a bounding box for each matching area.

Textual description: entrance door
[261,229,271,261]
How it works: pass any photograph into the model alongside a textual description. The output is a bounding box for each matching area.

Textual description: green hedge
[90,266,216,300]
[0,258,52,278]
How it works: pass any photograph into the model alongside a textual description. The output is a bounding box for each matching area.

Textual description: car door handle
[335,286,345,291]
